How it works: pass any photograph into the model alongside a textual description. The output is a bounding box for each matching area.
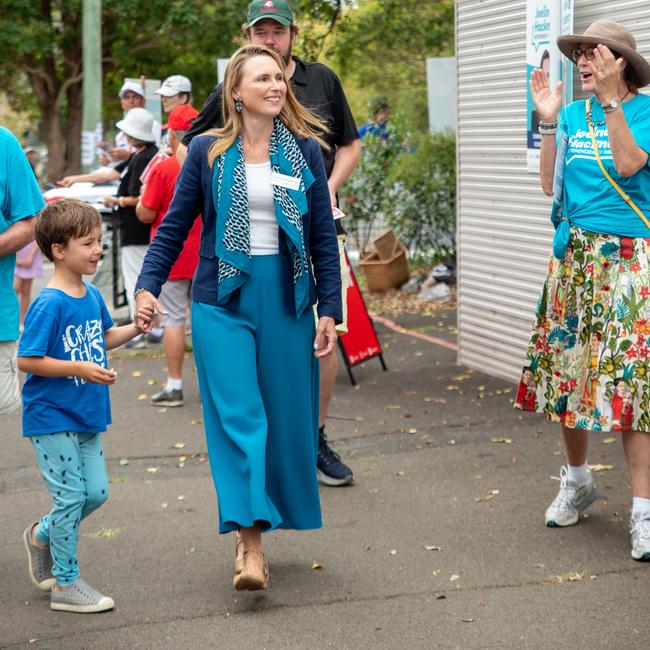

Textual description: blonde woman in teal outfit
[134,45,342,591]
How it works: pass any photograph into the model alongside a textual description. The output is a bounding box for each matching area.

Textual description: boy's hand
[75,361,117,385]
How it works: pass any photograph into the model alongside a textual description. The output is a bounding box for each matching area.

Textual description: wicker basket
[372,230,399,261]
[359,245,409,292]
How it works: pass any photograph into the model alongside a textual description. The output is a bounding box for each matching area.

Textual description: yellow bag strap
[585,97,650,230]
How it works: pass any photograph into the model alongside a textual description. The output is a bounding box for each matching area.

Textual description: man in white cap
[155,75,192,115]
[100,81,161,165]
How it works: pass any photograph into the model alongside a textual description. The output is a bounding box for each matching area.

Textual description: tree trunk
[41,106,65,181]
[64,82,83,176]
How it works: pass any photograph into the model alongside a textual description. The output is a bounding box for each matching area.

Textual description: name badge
[271,171,301,191]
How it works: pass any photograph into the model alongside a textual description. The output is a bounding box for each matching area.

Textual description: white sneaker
[545,465,597,527]
[630,513,650,561]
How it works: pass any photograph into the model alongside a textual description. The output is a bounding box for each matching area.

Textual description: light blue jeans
[30,431,109,584]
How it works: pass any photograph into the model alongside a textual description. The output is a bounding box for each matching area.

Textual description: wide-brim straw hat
[116,107,156,143]
[557,19,650,88]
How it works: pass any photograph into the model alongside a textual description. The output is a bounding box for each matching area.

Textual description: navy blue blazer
[135,133,342,323]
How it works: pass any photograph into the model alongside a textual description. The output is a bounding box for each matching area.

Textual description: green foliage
[340,131,403,253]
[0,0,248,176]
[385,131,456,259]
[326,0,454,131]
[342,129,456,262]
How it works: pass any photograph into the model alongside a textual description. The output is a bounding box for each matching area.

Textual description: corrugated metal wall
[456,0,650,381]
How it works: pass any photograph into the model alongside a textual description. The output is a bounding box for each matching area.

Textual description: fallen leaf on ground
[311,562,323,570]
[389,549,398,556]
[424,545,442,552]
[161,502,168,508]
[137,393,148,400]
[131,371,142,377]
[446,385,459,391]
[432,569,440,576]
[173,442,186,449]
[476,489,499,502]
[553,572,583,583]
[602,437,616,444]
[177,495,185,501]
[447,439,456,445]
[191,419,203,425]
[462,618,475,623]
[435,593,446,600]
[450,574,460,582]
[147,466,159,473]
[88,528,120,539]
[147,379,157,385]
[109,476,129,484]
[118,458,129,466]
[490,437,513,444]
[588,464,614,472]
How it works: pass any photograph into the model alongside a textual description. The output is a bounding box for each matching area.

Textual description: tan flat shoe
[235,531,244,574]
[233,549,269,591]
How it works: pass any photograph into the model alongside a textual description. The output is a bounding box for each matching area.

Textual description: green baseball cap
[247,0,294,27]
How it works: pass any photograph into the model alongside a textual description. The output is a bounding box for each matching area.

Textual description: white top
[246,161,279,255]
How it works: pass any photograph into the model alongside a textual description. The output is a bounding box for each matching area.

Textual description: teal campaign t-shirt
[559,93,650,238]
[0,126,45,341]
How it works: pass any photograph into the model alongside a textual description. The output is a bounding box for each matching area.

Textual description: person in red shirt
[136,104,200,406]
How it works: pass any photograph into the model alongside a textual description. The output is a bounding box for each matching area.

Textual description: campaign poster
[526,0,563,172]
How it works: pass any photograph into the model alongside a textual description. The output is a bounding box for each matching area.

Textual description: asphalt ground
[1,305,649,649]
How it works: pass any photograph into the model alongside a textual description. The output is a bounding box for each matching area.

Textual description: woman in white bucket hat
[59,108,159,329]
[519,19,650,561]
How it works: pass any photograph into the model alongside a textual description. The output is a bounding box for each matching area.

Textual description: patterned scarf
[212,118,315,317]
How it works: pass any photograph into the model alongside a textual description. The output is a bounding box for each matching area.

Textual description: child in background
[14,240,43,330]
[17,199,153,613]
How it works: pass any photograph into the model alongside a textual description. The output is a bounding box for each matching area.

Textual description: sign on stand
[338,250,387,385]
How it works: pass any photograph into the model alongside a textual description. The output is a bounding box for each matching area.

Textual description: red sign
[339,251,383,365]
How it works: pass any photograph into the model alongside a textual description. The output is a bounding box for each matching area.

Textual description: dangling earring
[235,99,242,113]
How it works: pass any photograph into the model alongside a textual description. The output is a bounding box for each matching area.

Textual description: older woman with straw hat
[522,20,650,560]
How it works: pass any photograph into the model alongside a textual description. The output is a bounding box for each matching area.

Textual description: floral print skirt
[517,227,650,432]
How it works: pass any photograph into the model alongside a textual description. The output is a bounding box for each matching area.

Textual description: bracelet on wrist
[538,124,558,135]
[133,287,149,298]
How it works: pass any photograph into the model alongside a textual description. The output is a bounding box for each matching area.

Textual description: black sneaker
[145,332,163,345]
[317,430,353,486]
[150,387,184,407]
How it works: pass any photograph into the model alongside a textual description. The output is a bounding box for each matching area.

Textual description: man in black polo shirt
[178,0,361,487]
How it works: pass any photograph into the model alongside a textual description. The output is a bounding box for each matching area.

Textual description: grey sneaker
[545,465,597,527]
[124,334,147,350]
[50,579,114,613]
[150,387,183,407]
[23,523,55,591]
[630,513,650,561]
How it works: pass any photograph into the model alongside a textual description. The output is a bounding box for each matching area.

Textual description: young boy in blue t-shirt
[17,199,152,613]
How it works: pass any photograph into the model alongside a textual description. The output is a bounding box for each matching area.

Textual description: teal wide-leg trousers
[191,255,321,533]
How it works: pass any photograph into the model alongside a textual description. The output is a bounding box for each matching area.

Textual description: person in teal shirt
[521,20,650,563]
[0,126,45,415]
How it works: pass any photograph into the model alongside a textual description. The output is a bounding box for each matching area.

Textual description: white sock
[152,327,164,337]
[166,377,182,391]
[567,463,591,486]
[632,496,650,518]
